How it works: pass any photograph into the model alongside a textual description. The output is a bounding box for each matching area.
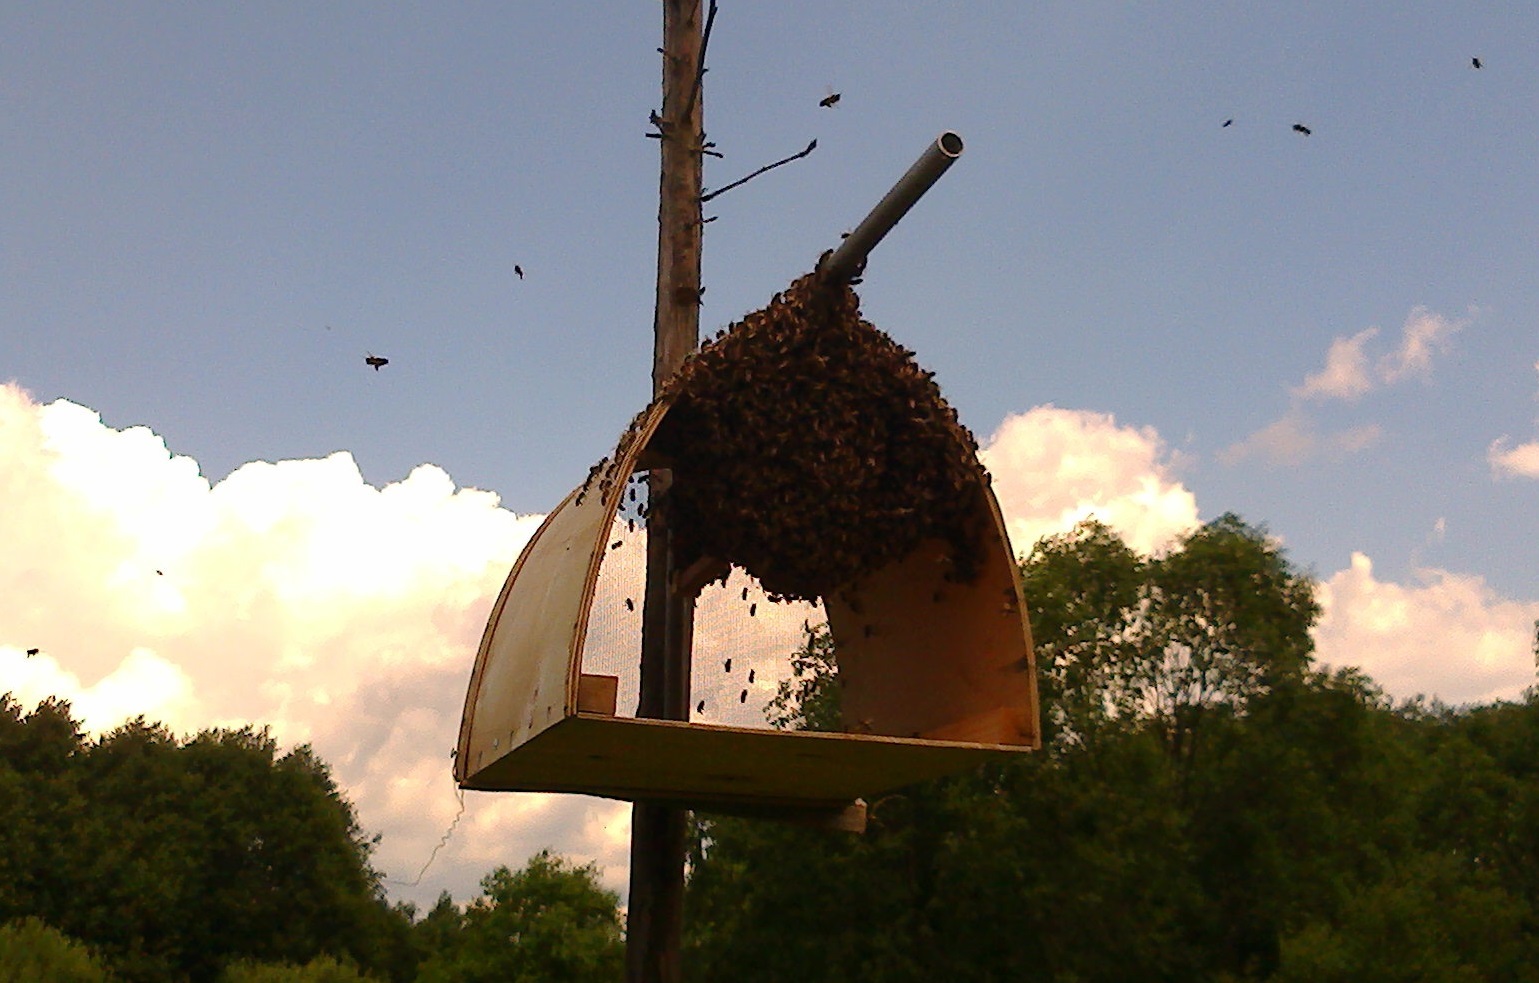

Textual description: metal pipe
[819,130,964,284]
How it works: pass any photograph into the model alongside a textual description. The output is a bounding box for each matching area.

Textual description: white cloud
[1481,360,1539,480]
[1315,553,1539,705]
[1489,437,1539,479]
[1293,327,1378,402]
[0,390,1205,903]
[0,383,557,909]
[1377,306,1466,384]
[1230,306,1466,467]
[979,405,1200,557]
[1219,411,1382,467]
[6,383,1536,912]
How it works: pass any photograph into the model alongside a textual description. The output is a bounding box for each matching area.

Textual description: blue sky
[6,3,1536,593]
[4,3,1538,905]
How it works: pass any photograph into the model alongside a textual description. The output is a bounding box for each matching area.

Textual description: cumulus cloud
[6,383,1535,912]
[0,383,557,908]
[1228,306,1467,466]
[1315,553,1539,705]
[979,405,1200,557]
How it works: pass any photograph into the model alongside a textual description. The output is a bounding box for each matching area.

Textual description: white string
[386,785,466,888]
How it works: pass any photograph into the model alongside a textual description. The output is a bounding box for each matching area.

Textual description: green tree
[415,851,623,983]
[407,892,464,971]
[0,697,92,937]
[219,955,378,983]
[0,699,415,983]
[686,515,1340,982]
[766,621,841,732]
[0,917,113,983]
[1024,516,1319,779]
[1272,851,1538,983]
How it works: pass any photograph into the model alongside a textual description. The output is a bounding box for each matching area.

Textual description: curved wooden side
[824,478,1039,749]
[455,400,675,787]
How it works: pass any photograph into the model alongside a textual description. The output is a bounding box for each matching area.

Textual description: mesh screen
[576,469,826,728]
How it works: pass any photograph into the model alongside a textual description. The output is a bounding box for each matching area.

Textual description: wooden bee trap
[454,272,1040,821]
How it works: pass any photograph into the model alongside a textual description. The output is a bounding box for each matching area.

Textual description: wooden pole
[628,1,703,980]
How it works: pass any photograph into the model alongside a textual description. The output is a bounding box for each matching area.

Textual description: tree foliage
[684,515,1539,981]
[0,699,412,983]
[6,511,1538,980]
[413,851,623,983]
[0,917,113,983]
[220,955,379,983]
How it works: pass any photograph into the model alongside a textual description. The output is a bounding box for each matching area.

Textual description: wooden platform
[460,713,1023,810]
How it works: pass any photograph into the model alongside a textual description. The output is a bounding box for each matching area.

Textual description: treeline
[5,514,1538,980]
[0,703,624,982]
[685,516,1539,982]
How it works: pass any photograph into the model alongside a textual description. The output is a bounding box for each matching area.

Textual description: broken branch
[701,138,817,203]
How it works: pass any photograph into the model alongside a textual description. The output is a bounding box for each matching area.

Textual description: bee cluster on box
[639,268,987,603]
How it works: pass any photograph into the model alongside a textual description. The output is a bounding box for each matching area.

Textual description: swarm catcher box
[454,396,1040,816]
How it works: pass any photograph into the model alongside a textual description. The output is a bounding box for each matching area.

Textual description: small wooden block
[577,674,620,716]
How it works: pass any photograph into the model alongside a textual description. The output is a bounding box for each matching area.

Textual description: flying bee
[819,90,841,108]
[364,353,388,371]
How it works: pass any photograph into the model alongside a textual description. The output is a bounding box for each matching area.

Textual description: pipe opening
[938,131,964,157]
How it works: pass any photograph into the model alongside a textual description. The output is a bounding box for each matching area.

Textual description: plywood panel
[455,487,609,781]
[826,481,1039,747]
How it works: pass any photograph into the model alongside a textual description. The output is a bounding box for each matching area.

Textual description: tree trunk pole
[628,1,703,981]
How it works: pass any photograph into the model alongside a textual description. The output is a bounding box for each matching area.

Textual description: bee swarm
[643,269,987,603]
